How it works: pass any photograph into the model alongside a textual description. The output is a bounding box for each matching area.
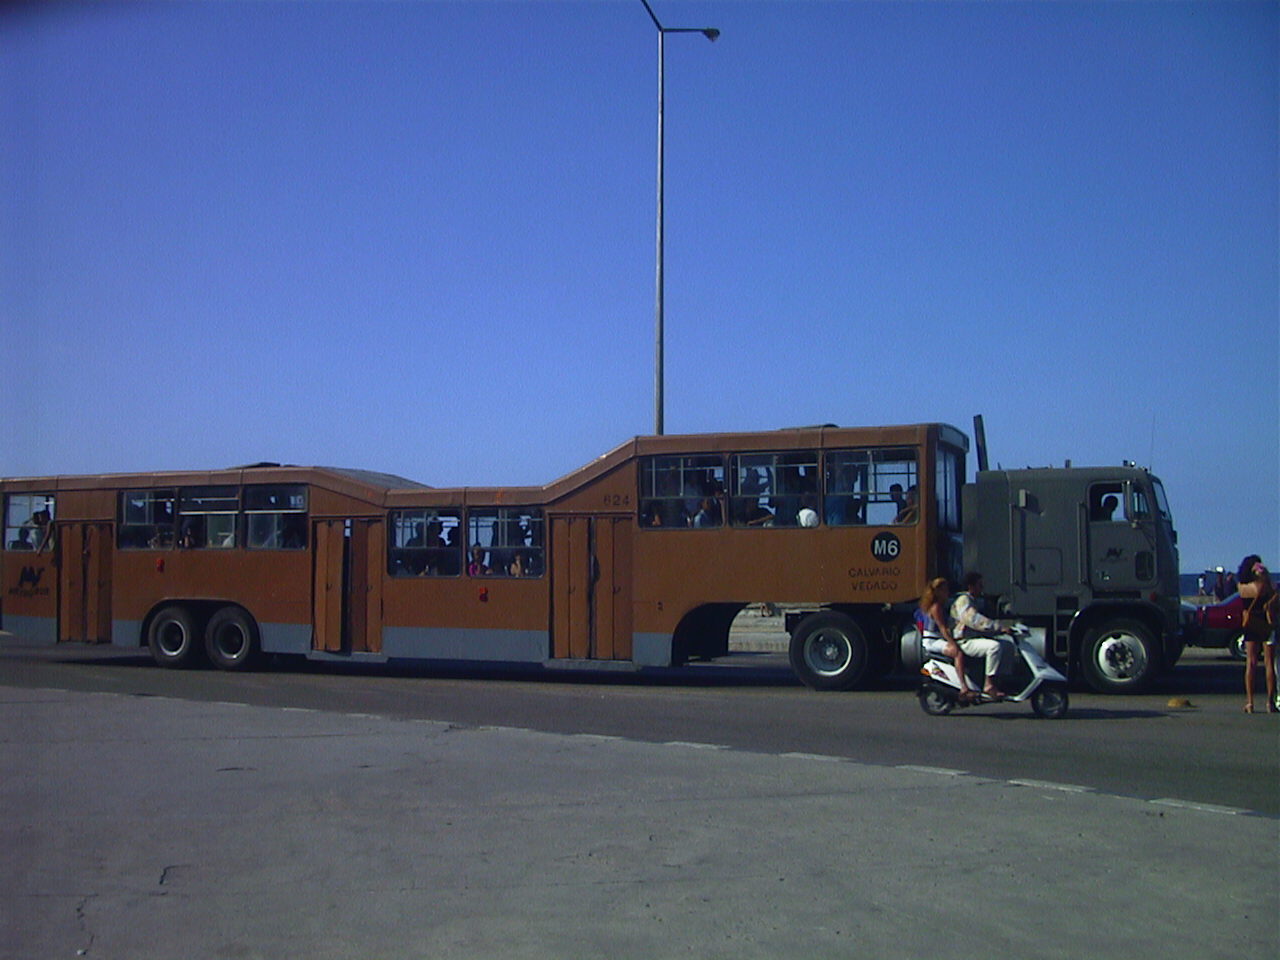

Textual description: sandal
[1244,702,1254,714]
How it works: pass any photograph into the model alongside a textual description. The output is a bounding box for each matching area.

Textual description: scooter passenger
[918,578,977,702]
[952,572,1016,699]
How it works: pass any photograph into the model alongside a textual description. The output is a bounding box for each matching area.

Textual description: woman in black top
[1237,554,1278,713]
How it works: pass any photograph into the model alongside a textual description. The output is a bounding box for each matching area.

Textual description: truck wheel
[1080,619,1157,693]
[204,606,260,671]
[1030,683,1069,719]
[789,611,868,691]
[147,605,201,669]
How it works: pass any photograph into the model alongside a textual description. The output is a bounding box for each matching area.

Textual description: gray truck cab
[963,465,1181,692]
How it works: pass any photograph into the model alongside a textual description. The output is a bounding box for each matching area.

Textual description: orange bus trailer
[1,423,968,690]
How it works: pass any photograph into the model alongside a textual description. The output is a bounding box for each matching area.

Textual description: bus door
[551,515,632,661]
[312,518,384,655]
[58,522,112,644]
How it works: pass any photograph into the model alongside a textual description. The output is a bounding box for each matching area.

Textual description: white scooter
[917,625,1070,719]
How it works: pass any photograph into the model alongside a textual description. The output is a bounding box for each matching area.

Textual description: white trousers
[957,636,1008,678]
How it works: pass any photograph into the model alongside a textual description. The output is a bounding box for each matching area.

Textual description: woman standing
[1237,555,1278,713]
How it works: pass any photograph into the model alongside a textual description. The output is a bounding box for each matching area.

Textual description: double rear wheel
[147,604,259,671]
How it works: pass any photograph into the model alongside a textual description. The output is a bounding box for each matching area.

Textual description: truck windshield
[1131,479,1173,522]
[1151,479,1172,521]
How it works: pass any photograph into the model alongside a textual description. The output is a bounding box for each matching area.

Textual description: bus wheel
[1080,619,1157,694]
[205,606,260,671]
[148,605,201,669]
[789,612,868,691]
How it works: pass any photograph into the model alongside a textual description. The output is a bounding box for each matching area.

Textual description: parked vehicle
[1183,593,1245,660]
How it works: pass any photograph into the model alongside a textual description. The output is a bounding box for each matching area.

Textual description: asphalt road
[3,635,1278,960]
[1,637,1275,816]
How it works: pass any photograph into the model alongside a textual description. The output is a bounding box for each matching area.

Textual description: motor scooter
[917,625,1070,718]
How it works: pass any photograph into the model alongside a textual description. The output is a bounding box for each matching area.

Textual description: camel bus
[2,421,1182,692]
[2,423,962,689]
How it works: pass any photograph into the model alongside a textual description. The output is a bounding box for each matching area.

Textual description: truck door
[1086,482,1155,589]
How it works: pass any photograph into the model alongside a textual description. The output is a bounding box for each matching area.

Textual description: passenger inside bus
[26,509,54,552]
[739,501,774,527]
[797,495,820,527]
[468,543,490,576]
[893,486,919,524]
[692,497,722,528]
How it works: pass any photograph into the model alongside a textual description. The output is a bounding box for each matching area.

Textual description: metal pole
[654,28,665,436]
[638,2,716,436]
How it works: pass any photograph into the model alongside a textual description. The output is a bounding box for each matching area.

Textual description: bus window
[730,451,820,528]
[389,509,461,576]
[4,493,55,552]
[935,445,964,533]
[638,455,724,528]
[245,485,308,550]
[119,490,176,549]
[178,486,240,548]
[824,449,919,526]
[467,508,544,577]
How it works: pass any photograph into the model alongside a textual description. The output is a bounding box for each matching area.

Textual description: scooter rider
[952,572,1017,699]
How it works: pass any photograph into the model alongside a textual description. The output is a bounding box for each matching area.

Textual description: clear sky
[3,0,1276,573]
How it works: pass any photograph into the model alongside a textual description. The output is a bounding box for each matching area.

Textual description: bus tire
[147,605,201,669]
[789,611,868,691]
[205,606,260,671]
[1079,619,1157,694]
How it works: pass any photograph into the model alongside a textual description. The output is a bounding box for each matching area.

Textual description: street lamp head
[701,28,720,41]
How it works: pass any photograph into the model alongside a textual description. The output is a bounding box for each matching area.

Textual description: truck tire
[1080,619,1157,694]
[204,606,260,671]
[789,611,869,691]
[147,605,201,669]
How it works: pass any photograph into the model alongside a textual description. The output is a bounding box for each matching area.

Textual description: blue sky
[2,0,1276,572]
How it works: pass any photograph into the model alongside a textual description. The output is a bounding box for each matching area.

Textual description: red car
[1186,593,1245,659]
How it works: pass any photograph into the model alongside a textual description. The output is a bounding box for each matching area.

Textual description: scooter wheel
[918,685,955,716]
[1030,683,1069,719]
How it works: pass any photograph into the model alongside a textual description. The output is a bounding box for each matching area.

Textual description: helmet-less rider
[951,571,1017,700]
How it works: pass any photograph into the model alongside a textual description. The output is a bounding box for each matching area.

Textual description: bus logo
[871,532,900,562]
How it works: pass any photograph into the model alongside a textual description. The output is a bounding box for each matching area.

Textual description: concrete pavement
[1,683,1276,960]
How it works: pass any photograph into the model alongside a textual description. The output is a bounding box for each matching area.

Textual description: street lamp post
[639,0,718,436]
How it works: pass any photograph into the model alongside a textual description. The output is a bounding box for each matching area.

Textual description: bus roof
[3,422,965,505]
